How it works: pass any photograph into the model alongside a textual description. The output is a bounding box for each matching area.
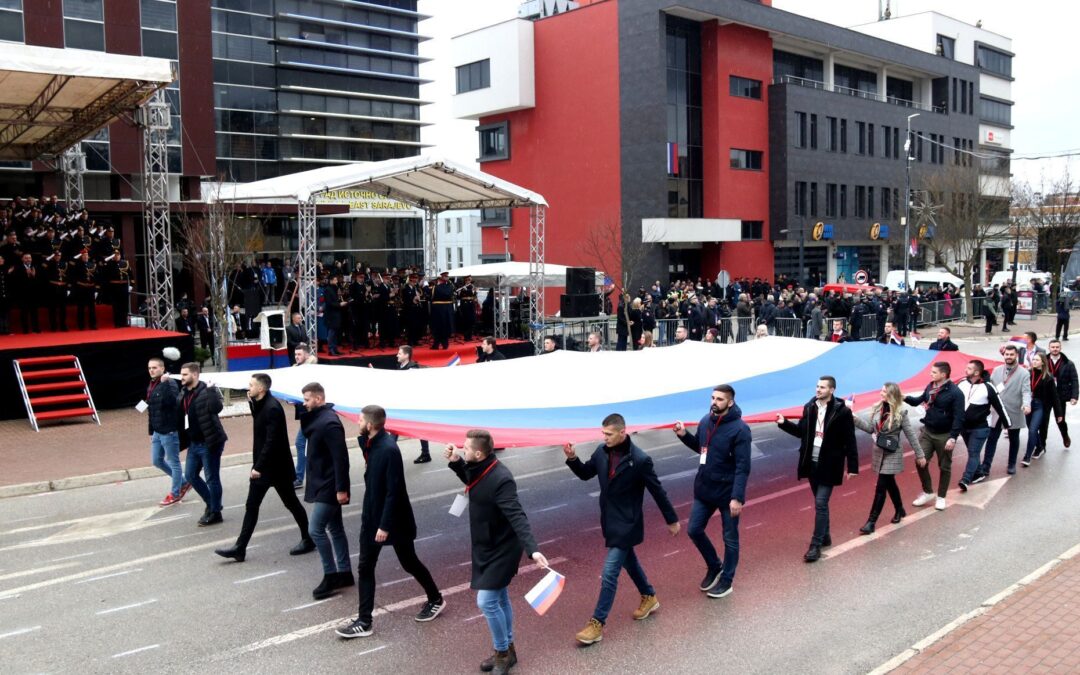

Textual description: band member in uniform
[349,270,371,349]
[401,273,424,347]
[11,252,41,333]
[430,271,454,350]
[42,250,68,332]
[68,249,97,330]
[370,272,391,347]
[457,275,477,342]
[103,250,131,328]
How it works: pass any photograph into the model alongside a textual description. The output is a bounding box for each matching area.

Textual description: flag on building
[667,142,679,176]
[525,569,565,616]
[909,238,918,256]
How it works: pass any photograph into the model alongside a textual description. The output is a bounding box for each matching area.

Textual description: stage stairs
[13,355,101,431]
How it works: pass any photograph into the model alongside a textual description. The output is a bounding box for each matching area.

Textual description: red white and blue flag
[667,142,679,176]
[909,238,919,256]
[525,568,565,616]
[446,354,461,367]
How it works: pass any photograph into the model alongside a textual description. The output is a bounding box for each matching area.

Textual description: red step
[34,407,96,421]
[28,393,90,406]
[20,368,82,380]
[16,355,77,367]
[23,381,86,393]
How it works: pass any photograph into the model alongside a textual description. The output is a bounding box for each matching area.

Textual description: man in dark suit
[175,307,195,338]
[11,252,40,333]
[215,373,314,562]
[565,414,680,645]
[927,326,959,351]
[335,405,445,639]
[777,376,859,563]
[196,307,214,360]
[285,311,305,354]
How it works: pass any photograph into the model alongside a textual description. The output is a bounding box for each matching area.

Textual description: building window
[445,218,451,234]
[881,187,891,218]
[856,121,866,155]
[0,0,23,43]
[729,148,763,170]
[840,119,848,153]
[794,111,807,148]
[937,34,955,60]
[834,64,877,96]
[456,59,490,94]
[810,182,818,217]
[773,49,823,83]
[480,207,509,227]
[825,183,837,218]
[867,186,875,219]
[457,247,464,267]
[446,248,452,268]
[976,44,1012,78]
[867,124,874,157]
[476,121,509,162]
[64,0,105,51]
[980,96,1013,126]
[886,77,914,105]
[729,75,761,99]
[826,116,837,152]
[855,185,866,218]
[666,16,703,218]
[794,181,807,217]
[883,125,892,159]
[809,114,818,150]
[840,184,848,218]
[741,220,763,240]
[456,217,462,233]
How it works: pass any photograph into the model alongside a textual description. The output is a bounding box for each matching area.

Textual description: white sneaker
[912,492,935,507]
[935,497,948,511]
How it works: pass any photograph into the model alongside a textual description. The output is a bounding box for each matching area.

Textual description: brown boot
[491,649,513,674]
[632,594,659,620]
[575,617,603,645]
[480,643,515,672]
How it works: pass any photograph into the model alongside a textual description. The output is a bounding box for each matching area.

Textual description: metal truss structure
[60,144,85,211]
[425,208,440,280]
[140,89,173,330]
[528,204,546,352]
[297,197,319,349]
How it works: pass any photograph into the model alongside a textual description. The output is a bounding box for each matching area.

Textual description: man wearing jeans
[299,381,354,600]
[957,360,1009,491]
[674,385,752,596]
[564,414,680,645]
[980,346,1032,478]
[778,376,858,563]
[291,344,317,489]
[146,357,187,507]
[905,362,965,510]
[179,362,227,526]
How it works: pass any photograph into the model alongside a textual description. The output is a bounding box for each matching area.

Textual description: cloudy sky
[419,0,1079,188]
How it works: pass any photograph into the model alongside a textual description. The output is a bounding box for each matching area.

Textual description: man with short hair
[542,336,558,353]
[337,405,445,638]
[957,360,1009,491]
[927,326,959,351]
[586,331,604,353]
[1041,339,1077,452]
[146,357,187,506]
[178,362,227,526]
[565,414,679,645]
[445,430,548,674]
[290,343,317,489]
[674,384,751,596]
[827,319,849,343]
[215,373,314,562]
[979,345,1032,478]
[777,376,858,562]
[878,321,904,346]
[674,326,688,344]
[300,381,354,599]
[905,362,965,509]
[1018,331,1045,369]
[397,345,432,463]
[477,336,505,362]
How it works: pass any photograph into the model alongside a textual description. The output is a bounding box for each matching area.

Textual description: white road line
[841,491,856,497]
[537,537,562,546]
[123,498,159,506]
[414,533,442,543]
[766,475,785,483]
[0,562,80,582]
[663,549,682,557]
[381,577,412,587]
[456,560,472,567]
[0,626,40,640]
[48,551,98,562]
[746,522,763,529]
[282,598,336,613]
[358,645,388,657]
[261,516,291,524]
[112,644,160,658]
[0,594,19,600]
[421,467,446,475]
[170,531,210,540]
[585,525,602,532]
[234,570,286,585]
[96,599,158,615]
[658,469,696,481]
[588,490,600,498]
[674,501,692,508]
[655,455,682,461]
[6,515,49,524]
[222,504,244,511]
[799,505,812,512]
[74,568,142,585]
[463,613,485,622]
[534,503,567,513]
[215,557,568,659]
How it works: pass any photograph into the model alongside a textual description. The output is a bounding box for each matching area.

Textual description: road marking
[674,500,692,508]
[456,560,472,567]
[537,537,562,546]
[0,594,19,600]
[421,467,446,475]
[534,503,567,513]
[414,533,442,543]
[215,557,567,659]
[658,469,696,482]
[588,491,600,498]
[381,577,412,587]
[96,599,158,615]
[0,626,40,640]
[282,598,336,613]
[261,516,291,524]
[170,531,210,540]
[123,498,159,506]
[746,522,762,529]
[841,491,856,497]
[235,570,286,585]
[222,504,244,511]
[799,506,812,512]
[6,515,49,524]
[358,645,388,657]
[48,551,98,562]
[463,613,485,622]
[74,568,142,585]
[765,476,785,483]
[112,644,160,658]
[585,525,602,532]
[655,454,681,461]
[663,549,682,557]
[0,562,80,582]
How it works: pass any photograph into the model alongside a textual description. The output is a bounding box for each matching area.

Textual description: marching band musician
[429,271,454,350]
[42,249,68,332]
[456,275,477,342]
[68,248,98,330]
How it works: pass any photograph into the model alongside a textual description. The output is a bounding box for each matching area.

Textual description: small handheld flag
[525,568,565,616]
[446,354,461,367]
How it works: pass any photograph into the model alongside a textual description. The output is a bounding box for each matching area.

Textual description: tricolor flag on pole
[909,238,919,256]
[525,568,565,616]
[446,354,461,367]
[667,142,679,176]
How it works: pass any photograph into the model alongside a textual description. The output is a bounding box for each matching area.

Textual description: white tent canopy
[446,261,604,288]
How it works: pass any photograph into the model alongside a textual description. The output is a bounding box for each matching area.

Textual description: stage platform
[226,338,535,371]
[0,328,194,422]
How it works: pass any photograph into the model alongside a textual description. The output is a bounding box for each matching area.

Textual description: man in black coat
[10,252,40,333]
[1042,339,1077,451]
[777,376,859,562]
[564,414,679,645]
[323,275,345,355]
[175,307,195,339]
[927,326,959,351]
[904,361,964,511]
[300,382,354,600]
[477,336,505,362]
[146,356,187,507]
[336,405,445,639]
[215,373,314,563]
[285,311,306,355]
[196,307,214,361]
[178,362,228,527]
[445,430,549,675]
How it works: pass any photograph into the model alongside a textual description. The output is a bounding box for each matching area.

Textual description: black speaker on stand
[560,267,600,318]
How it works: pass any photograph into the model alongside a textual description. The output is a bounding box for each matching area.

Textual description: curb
[869,541,1080,674]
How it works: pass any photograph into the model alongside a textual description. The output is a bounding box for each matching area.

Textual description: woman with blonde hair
[852,382,926,534]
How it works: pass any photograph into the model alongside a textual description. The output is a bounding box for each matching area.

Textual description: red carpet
[317,338,530,367]
[0,327,187,350]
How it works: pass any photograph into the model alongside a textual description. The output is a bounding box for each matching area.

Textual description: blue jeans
[151,431,183,498]
[983,422,1021,473]
[592,547,654,624]
[476,587,513,652]
[808,478,834,546]
[960,427,991,483]
[687,498,740,585]
[1025,399,1046,459]
[294,428,306,482]
[185,441,223,513]
[308,501,350,575]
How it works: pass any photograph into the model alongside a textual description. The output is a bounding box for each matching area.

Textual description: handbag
[875,428,901,453]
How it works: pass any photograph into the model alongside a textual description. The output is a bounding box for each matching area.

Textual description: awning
[446,261,604,287]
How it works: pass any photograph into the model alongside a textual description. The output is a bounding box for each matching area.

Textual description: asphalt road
[2,340,1079,675]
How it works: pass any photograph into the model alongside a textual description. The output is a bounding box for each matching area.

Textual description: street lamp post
[903,112,920,293]
[780,225,806,287]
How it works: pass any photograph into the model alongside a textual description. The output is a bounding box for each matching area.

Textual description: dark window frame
[728,75,762,99]
[729,148,763,171]
[456,59,490,94]
[741,220,763,240]
[476,120,509,162]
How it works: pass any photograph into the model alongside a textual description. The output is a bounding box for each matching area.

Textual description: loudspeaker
[565,267,596,296]
[560,293,601,318]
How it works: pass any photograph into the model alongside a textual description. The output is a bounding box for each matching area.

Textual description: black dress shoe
[803,545,822,563]
[313,575,336,600]
[198,511,223,527]
[214,545,246,562]
[891,509,906,524]
[413,454,432,464]
[335,570,355,589]
[859,521,876,535]
[820,534,832,547]
[290,538,316,555]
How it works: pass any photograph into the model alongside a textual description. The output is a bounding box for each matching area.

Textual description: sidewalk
[880,543,1080,674]
[925,311,1066,343]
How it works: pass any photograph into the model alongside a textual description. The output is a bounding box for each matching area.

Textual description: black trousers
[356,530,440,624]
[235,475,309,550]
[1056,317,1070,340]
[1037,407,1070,450]
[868,473,903,521]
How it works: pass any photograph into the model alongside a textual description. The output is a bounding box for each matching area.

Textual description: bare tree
[579,218,661,331]
[1013,170,1080,301]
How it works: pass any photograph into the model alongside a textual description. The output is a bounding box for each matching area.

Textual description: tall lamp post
[779,224,805,287]
[903,112,920,292]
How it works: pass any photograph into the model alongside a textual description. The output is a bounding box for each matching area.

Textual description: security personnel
[68,248,98,330]
[457,275,477,342]
[430,271,454,350]
[42,250,68,332]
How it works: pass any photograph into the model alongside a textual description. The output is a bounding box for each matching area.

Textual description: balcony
[773,75,945,114]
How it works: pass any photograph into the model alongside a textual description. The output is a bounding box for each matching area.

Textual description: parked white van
[988,270,1051,291]
[883,270,965,293]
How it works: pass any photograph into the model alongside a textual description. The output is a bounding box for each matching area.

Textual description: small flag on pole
[667,142,679,176]
[446,354,461,367]
[525,568,565,616]
[909,238,918,256]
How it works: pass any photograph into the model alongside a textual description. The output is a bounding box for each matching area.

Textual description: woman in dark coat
[1025,353,1064,465]
[629,297,644,350]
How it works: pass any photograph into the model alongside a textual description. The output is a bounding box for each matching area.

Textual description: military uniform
[430,275,454,349]
[68,255,98,330]
[457,278,477,342]
[42,253,68,332]
[102,254,132,328]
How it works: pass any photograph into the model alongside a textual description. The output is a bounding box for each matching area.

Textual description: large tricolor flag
[525,569,565,616]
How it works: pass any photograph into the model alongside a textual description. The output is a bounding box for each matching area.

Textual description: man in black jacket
[1042,339,1077,451]
[214,373,314,563]
[285,311,305,355]
[777,376,859,563]
[477,336,505,362]
[564,414,679,645]
[904,361,965,511]
[146,357,187,507]
[336,405,445,639]
[927,326,959,351]
[178,362,228,526]
[445,430,549,675]
[674,384,752,596]
[300,381,354,600]
[397,345,431,463]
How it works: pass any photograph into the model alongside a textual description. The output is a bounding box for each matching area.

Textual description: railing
[774,75,945,114]
[917,299,966,326]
